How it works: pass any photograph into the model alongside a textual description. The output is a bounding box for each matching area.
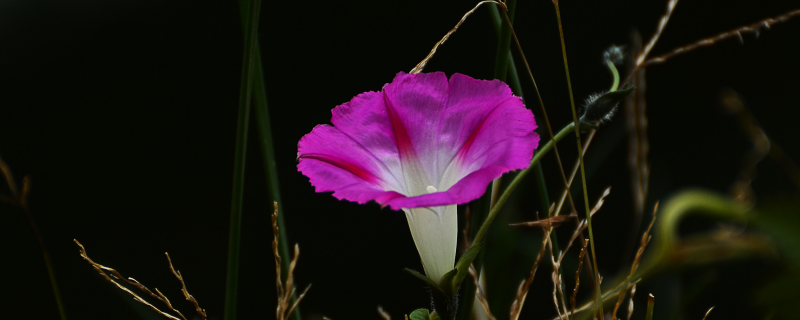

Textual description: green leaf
[430,311,441,320]
[409,309,431,320]
[224,0,262,319]
[447,243,483,293]
[404,268,444,294]
[753,198,800,319]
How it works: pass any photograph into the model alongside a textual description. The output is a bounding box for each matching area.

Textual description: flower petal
[382,73,538,209]
[298,94,406,205]
[382,72,449,196]
[297,72,538,210]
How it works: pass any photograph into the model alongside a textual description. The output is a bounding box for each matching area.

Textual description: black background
[1,0,799,319]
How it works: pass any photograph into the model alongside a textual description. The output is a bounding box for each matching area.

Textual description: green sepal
[446,243,483,294]
[580,85,635,124]
[403,268,445,294]
[408,309,441,320]
[439,268,458,296]
[578,121,599,131]
[409,309,430,320]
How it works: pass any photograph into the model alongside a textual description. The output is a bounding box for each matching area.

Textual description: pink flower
[298,72,538,283]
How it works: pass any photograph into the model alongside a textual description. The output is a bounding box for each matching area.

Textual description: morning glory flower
[297,71,538,284]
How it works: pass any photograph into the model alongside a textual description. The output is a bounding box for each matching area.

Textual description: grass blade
[551,2,603,317]
[234,1,299,318]
[224,0,262,319]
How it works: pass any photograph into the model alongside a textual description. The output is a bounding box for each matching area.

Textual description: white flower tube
[403,204,458,284]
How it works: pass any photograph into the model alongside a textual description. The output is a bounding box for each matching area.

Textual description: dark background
[1,0,799,319]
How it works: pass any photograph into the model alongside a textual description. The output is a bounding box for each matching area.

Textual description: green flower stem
[552,2,604,317]
[224,0,261,319]
[606,58,620,92]
[472,122,578,248]
[459,121,580,320]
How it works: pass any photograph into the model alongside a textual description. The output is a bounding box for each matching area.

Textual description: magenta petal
[297,72,539,210]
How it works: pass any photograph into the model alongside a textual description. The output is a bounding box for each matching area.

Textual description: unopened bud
[580,85,635,124]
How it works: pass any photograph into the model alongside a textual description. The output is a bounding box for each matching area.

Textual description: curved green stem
[569,189,756,320]
[606,58,620,92]
[472,122,577,247]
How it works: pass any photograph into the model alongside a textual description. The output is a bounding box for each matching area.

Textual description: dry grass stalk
[509,213,577,228]
[634,0,680,69]
[547,229,569,320]
[509,224,550,320]
[469,264,497,320]
[720,89,773,203]
[612,203,658,320]
[643,9,800,68]
[0,154,31,211]
[272,202,311,320]
[549,130,600,294]
[701,306,715,320]
[569,241,588,320]
[409,0,506,74]
[461,206,495,320]
[552,188,611,320]
[511,188,611,320]
[377,306,392,320]
[165,253,206,319]
[74,239,206,320]
[623,30,651,270]
[625,284,637,320]
[0,155,22,203]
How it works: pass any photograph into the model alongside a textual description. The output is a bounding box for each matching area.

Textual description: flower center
[426,185,438,193]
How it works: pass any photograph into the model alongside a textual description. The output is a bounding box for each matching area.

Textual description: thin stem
[498,6,578,217]
[1,159,67,320]
[488,0,553,239]
[472,122,577,247]
[552,2,603,317]
[26,204,68,320]
[224,0,262,318]
[606,59,619,92]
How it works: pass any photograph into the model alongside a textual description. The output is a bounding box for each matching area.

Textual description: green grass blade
[235,1,299,318]
[552,2,603,317]
[224,0,262,319]
[492,0,516,82]
[489,0,558,252]
[251,48,300,320]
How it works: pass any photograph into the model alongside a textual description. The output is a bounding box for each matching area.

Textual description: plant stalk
[552,2,604,317]
[224,0,262,318]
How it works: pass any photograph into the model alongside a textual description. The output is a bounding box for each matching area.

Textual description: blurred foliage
[753,198,800,319]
